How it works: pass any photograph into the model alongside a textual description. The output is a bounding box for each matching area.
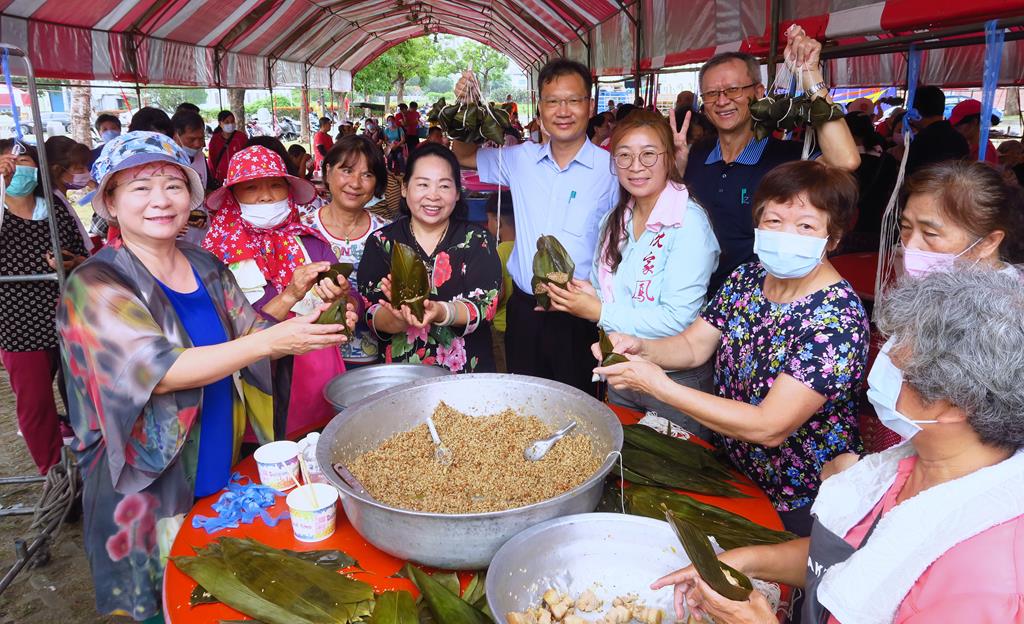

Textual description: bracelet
[807,80,828,98]
[438,301,454,326]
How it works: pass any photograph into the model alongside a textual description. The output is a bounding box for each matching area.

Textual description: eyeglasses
[614,150,665,169]
[700,83,757,102]
[540,96,590,109]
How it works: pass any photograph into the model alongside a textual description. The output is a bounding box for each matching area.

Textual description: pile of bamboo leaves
[176,537,498,624]
[621,424,748,498]
[173,537,374,624]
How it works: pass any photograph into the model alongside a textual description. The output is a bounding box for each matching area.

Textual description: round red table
[163,405,786,622]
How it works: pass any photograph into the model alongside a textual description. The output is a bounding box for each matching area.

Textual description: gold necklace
[412,219,449,256]
[323,209,367,244]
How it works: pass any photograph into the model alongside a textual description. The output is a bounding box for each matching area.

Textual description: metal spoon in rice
[524,421,577,461]
[425,414,453,466]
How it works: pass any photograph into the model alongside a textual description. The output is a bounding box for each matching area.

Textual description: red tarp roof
[0,1,1021,88]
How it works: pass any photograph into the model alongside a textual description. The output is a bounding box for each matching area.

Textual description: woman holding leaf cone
[203,145,362,436]
[595,161,868,536]
[56,133,355,621]
[652,268,1024,624]
[544,110,720,439]
[358,143,501,373]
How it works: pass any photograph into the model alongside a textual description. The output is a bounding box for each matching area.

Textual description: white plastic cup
[286,483,339,542]
[254,440,300,491]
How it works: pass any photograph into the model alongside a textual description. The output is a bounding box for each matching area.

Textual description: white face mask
[238,198,291,229]
[866,338,938,440]
[181,145,200,159]
[222,123,236,134]
[754,228,828,279]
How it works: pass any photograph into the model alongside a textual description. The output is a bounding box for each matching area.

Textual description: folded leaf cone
[531,235,574,310]
[666,510,754,602]
[598,328,629,366]
[391,241,430,322]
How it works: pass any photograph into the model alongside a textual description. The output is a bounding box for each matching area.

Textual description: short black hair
[217,110,235,123]
[915,86,946,118]
[537,58,592,97]
[428,126,443,137]
[587,114,607,139]
[171,110,205,135]
[175,102,201,114]
[615,103,637,122]
[398,103,408,110]
[323,134,388,197]
[287,144,307,158]
[485,190,514,220]
[128,106,173,136]
[318,116,332,127]
[247,135,297,176]
[94,113,121,132]
[400,142,468,221]
[409,101,418,109]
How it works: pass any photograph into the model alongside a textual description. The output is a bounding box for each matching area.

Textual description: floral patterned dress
[699,262,867,514]
[357,216,501,373]
[57,242,275,620]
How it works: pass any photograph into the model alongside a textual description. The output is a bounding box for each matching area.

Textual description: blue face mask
[6,165,38,197]
[100,129,120,143]
[754,228,828,279]
[866,338,938,440]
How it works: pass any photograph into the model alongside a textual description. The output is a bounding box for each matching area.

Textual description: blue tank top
[157,269,234,498]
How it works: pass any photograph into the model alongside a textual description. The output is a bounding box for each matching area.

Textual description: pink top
[828,456,1024,623]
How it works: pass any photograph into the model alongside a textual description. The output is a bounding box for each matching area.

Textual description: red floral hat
[205,145,316,211]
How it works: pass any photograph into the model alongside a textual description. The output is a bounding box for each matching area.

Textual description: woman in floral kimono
[203,145,359,436]
[57,132,354,621]
[357,142,501,373]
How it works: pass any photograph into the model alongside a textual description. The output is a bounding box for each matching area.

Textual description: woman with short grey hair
[651,267,1024,624]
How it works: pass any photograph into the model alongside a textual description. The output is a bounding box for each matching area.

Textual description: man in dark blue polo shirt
[679,27,860,295]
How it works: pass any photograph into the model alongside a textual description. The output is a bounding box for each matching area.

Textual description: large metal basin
[316,374,623,570]
[486,513,689,619]
[322,362,450,412]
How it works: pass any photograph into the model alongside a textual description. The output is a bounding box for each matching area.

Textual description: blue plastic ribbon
[978,20,1005,162]
[902,45,923,144]
[1,50,23,142]
[191,472,290,534]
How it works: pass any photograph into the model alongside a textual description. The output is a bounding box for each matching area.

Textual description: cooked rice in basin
[348,402,601,513]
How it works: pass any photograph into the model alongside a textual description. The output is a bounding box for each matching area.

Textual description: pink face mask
[902,239,981,278]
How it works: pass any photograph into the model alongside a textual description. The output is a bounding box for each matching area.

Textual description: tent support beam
[821,25,1024,60]
[818,15,1024,60]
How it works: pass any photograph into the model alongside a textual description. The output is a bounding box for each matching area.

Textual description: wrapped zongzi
[390,241,430,322]
[531,235,575,310]
[665,511,754,602]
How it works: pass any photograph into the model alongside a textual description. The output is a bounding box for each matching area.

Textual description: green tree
[141,87,208,113]
[437,40,510,99]
[354,38,437,108]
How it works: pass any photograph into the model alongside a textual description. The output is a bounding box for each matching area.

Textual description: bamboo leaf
[391,241,430,322]
[622,447,749,498]
[404,564,493,624]
[623,425,736,481]
[370,590,420,624]
[665,510,753,602]
[598,328,629,366]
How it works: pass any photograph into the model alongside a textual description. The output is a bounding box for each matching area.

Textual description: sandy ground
[0,364,113,624]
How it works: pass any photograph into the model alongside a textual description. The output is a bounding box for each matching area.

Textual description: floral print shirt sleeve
[699,262,868,513]
[357,217,501,373]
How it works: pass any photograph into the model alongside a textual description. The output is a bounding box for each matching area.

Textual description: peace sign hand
[669,107,692,176]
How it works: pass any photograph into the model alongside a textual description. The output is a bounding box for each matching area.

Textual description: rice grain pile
[348,401,601,513]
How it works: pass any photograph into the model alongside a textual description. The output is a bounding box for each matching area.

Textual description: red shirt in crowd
[402,109,421,137]
[207,129,248,184]
[313,130,334,170]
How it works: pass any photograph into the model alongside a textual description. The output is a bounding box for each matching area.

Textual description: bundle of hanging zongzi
[666,510,754,602]
[531,235,575,310]
[390,241,430,322]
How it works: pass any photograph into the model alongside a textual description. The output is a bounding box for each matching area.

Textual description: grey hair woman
[651,267,1024,624]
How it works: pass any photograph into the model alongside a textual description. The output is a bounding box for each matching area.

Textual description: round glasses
[614,150,665,169]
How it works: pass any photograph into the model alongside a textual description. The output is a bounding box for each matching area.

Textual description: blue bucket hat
[90,130,205,220]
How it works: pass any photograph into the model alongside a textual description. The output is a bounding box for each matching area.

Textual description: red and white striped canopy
[0,0,1020,88]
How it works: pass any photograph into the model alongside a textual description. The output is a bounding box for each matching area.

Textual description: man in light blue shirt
[452,58,619,394]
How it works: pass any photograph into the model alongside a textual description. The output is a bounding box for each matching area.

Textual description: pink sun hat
[205,145,316,212]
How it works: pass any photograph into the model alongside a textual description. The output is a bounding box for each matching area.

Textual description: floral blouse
[699,262,867,512]
[357,216,501,373]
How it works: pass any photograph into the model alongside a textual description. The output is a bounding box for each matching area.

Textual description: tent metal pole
[0,44,63,288]
[767,0,781,84]
[818,15,1024,60]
